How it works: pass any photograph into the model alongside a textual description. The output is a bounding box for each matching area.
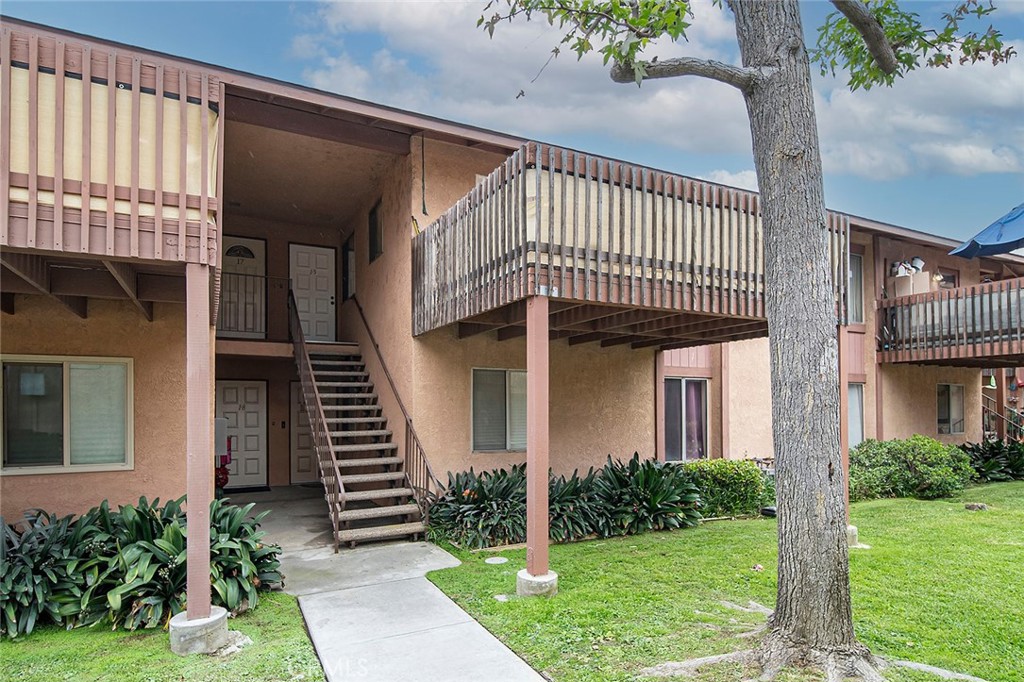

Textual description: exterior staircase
[306,345,427,547]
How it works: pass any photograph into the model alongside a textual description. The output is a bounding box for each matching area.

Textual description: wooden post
[185,263,212,620]
[838,326,850,522]
[525,295,549,578]
[995,369,1007,440]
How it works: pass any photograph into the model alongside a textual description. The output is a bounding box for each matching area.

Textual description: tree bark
[728,0,864,667]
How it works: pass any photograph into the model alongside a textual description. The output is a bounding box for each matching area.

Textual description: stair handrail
[981,401,1024,441]
[349,296,443,516]
[288,290,345,552]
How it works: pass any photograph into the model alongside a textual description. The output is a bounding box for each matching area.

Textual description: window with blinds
[472,369,527,451]
[2,357,132,473]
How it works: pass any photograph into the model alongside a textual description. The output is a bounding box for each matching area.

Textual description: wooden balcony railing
[877,278,1024,364]
[2,24,221,265]
[412,142,852,336]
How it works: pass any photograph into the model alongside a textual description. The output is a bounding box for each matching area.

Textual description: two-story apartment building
[3,18,1023,614]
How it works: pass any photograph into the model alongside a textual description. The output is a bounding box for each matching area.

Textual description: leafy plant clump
[0,497,282,639]
[679,459,767,517]
[849,435,973,502]
[429,453,701,548]
[960,439,1024,482]
[594,454,701,537]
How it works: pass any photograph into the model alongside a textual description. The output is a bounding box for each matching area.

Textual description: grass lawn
[0,591,325,682]
[429,481,1024,682]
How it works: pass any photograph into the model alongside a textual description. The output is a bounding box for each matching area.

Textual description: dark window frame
[368,201,383,264]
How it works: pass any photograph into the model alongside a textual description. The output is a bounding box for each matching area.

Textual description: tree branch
[829,0,899,74]
[610,57,757,91]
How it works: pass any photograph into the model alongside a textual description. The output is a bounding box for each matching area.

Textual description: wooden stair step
[338,471,406,485]
[309,358,366,364]
[330,442,398,453]
[319,392,378,400]
[307,343,360,354]
[329,429,392,438]
[329,487,414,503]
[317,382,374,388]
[323,416,388,424]
[337,522,426,544]
[314,371,368,378]
[335,456,402,468]
[321,405,382,412]
[337,503,420,522]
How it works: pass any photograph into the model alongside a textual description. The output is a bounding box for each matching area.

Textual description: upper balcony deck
[412,143,852,349]
[877,277,1024,367]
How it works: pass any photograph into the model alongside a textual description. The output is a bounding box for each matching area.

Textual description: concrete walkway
[237,487,544,682]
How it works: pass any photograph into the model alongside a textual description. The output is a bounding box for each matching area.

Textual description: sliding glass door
[665,378,708,462]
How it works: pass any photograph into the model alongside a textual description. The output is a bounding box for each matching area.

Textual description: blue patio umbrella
[950,202,1024,258]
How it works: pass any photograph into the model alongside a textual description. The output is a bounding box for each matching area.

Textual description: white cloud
[704,169,759,191]
[292,2,1024,183]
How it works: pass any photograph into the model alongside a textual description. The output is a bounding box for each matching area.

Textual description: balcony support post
[184,262,213,620]
[995,369,1007,440]
[518,294,557,597]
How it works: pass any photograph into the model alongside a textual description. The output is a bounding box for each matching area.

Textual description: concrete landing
[236,487,544,682]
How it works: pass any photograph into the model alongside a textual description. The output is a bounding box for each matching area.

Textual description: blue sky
[5,0,1023,241]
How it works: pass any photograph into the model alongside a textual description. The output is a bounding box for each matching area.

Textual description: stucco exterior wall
[880,364,983,445]
[414,326,656,478]
[724,337,775,459]
[1,296,187,518]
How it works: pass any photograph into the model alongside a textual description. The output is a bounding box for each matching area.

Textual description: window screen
[506,371,528,451]
[69,363,127,465]
[473,370,507,450]
[848,383,864,448]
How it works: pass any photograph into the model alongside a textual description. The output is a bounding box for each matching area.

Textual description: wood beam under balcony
[103,260,154,321]
[226,95,411,156]
[1,293,13,315]
[457,322,500,339]
[654,326,769,351]
[0,253,87,318]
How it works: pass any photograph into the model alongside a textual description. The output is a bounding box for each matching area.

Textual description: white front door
[220,236,267,339]
[217,380,267,488]
[290,382,319,484]
[289,244,336,342]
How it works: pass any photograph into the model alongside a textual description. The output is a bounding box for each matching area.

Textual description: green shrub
[429,454,703,547]
[594,454,701,537]
[850,435,973,501]
[960,439,1024,482]
[548,468,603,543]
[429,466,527,549]
[679,459,766,517]
[0,497,282,639]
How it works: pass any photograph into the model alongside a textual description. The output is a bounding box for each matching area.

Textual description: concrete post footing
[516,569,558,597]
[847,524,870,550]
[169,606,229,655]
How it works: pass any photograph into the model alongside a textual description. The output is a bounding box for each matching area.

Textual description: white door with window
[290,383,318,484]
[664,377,708,461]
[216,381,267,488]
[290,244,336,342]
[221,236,266,339]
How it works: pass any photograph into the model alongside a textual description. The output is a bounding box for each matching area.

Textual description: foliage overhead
[480,0,1014,90]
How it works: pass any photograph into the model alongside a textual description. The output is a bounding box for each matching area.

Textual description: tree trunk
[728,0,866,670]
